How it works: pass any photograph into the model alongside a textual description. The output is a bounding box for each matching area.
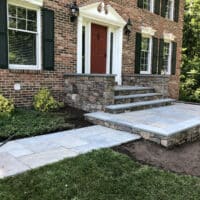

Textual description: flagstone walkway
[0,125,140,179]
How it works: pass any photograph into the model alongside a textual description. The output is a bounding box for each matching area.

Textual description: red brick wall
[0,0,184,106]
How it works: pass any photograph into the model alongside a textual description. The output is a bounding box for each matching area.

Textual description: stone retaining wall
[64,74,115,112]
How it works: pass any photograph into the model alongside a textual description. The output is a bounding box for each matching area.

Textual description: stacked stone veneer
[123,75,171,97]
[64,74,115,112]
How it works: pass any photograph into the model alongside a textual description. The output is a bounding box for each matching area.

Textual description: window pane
[17,7,26,19]
[9,30,36,65]
[165,0,173,19]
[17,19,26,30]
[140,37,150,72]
[27,10,37,21]
[143,0,151,10]
[27,20,37,32]
[9,5,16,18]
[9,17,17,28]
[163,42,170,72]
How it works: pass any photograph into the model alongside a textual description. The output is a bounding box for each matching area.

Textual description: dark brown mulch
[60,106,92,128]
[113,139,200,177]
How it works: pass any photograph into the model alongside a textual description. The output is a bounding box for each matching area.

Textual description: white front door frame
[76,2,126,85]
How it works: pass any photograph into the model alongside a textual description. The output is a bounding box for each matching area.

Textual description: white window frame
[140,36,152,74]
[163,41,172,75]
[166,0,175,20]
[7,0,41,70]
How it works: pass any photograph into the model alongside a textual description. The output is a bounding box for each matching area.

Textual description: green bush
[193,88,200,102]
[33,88,63,112]
[0,94,15,117]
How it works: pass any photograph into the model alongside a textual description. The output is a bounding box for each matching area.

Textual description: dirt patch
[113,139,200,177]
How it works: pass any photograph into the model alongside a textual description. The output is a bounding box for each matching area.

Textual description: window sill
[9,69,42,74]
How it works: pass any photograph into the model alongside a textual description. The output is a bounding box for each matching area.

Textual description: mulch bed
[113,139,200,177]
[60,106,92,128]
[0,106,92,142]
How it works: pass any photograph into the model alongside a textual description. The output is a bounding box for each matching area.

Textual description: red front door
[91,23,107,74]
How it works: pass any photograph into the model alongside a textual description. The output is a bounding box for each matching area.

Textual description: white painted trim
[140,36,152,75]
[77,2,125,85]
[85,22,91,74]
[8,0,42,8]
[150,0,155,13]
[77,17,83,73]
[141,26,156,37]
[165,0,175,20]
[163,32,176,42]
[23,0,43,7]
[163,42,172,75]
[79,2,126,27]
[9,64,41,70]
[106,27,111,75]
[7,0,41,70]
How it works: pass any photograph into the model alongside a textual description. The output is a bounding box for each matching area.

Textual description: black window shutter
[152,37,158,74]
[42,8,54,70]
[158,39,164,74]
[174,0,180,22]
[135,33,142,74]
[0,0,8,69]
[137,0,143,8]
[171,42,177,75]
[154,0,161,15]
[161,0,168,17]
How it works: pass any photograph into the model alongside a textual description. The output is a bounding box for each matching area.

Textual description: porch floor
[85,103,200,147]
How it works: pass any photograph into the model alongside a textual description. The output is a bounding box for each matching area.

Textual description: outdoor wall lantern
[69,1,79,22]
[124,18,132,40]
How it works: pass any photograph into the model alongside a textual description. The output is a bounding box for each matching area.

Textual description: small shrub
[0,95,14,117]
[193,88,200,102]
[33,88,64,112]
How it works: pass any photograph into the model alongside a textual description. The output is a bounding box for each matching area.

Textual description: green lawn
[0,149,200,200]
[0,108,81,141]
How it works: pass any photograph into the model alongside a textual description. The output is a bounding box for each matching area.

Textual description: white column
[85,22,91,74]
[77,16,83,73]
[113,27,123,85]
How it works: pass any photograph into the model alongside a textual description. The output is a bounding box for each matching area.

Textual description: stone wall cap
[64,73,117,78]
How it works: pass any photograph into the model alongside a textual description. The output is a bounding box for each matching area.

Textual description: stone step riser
[115,89,155,96]
[85,114,200,148]
[106,102,173,114]
[115,95,162,104]
[85,116,163,145]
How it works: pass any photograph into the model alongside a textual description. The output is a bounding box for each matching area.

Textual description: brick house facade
[0,0,184,108]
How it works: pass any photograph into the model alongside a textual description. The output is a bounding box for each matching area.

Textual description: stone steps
[105,98,175,114]
[84,104,200,148]
[114,86,155,96]
[114,93,162,104]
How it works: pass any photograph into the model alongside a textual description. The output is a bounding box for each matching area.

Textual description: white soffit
[79,2,126,27]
